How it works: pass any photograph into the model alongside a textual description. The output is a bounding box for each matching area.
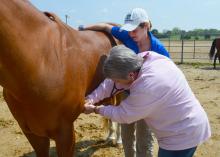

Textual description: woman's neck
[137,34,151,53]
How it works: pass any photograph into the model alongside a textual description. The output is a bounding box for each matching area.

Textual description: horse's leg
[214,53,217,69]
[54,122,74,157]
[106,120,115,141]
[109,121,122,145]
[3,91,50,157]
[218,51,220,64]
[106,120,121,146]
[23,132,50,157]
[103,120,121,146]
[111,121,118,145]
[116,123,122,145]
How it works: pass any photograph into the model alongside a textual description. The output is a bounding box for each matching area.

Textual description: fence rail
[160,39,213,63]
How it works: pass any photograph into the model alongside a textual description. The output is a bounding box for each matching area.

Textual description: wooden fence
[160,39,213,63]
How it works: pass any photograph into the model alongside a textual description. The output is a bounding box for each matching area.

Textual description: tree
[151,29,159,36]
[163,30,172,38]
[171,27,181,35]
[204,34,211,40]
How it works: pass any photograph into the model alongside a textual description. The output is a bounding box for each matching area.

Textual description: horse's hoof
[105,138,118,146]
[116,139,122,144]
[116,143,123,148]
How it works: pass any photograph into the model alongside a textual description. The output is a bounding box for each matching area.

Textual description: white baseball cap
[121,8,150,31]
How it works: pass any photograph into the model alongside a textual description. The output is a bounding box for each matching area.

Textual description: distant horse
[209,38,220,69]
[0,0,120,157]
[94,84,130,145]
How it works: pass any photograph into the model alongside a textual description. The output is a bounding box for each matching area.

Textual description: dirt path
[0,64,219,157]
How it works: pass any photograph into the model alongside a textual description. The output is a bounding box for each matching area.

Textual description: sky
[30,0,220,32]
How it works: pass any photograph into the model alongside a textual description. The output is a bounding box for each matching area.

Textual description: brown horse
[209,38,220,69]
[0,0,119,157]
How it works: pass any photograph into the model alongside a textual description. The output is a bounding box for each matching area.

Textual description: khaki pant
[121,119,153,157]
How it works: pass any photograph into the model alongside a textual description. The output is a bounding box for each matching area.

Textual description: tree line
[151,27,220,40]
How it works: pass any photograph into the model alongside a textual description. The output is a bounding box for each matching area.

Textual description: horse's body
[209,38,220,69]
[0,0,118,156]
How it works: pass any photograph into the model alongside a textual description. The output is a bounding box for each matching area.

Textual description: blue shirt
[111,26,170,58]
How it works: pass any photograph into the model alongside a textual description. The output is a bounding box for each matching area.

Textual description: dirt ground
[0,64,219,157]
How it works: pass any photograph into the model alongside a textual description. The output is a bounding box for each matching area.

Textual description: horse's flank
[0,0,119,156]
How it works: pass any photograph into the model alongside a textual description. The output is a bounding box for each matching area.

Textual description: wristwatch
[78,25,84,31]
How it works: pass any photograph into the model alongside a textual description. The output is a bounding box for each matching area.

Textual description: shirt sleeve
[99,87,160,124]
[111,26,129,41]
[86,79,114,104]
[156,44,170,58]
[149,32,170,58]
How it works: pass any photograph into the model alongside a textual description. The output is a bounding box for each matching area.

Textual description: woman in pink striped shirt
[84,45,211,157]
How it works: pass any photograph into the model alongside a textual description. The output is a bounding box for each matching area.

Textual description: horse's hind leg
[55,121,74,157]
[214,53,218,69]
[3,91,50,157]
[107,121,122,145]
[106,120,115,142]
[116,123,122,145]
[218,51,220,64]
[24,132,50,157]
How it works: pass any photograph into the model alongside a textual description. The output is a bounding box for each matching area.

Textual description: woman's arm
[79,23,113,33]
[86,79,114,104]
[97,83,161,123]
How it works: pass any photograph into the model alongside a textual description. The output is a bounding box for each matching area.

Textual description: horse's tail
[102,117,109,133]
[210,39,216,59]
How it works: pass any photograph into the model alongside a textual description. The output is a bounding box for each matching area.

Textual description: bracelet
[94,106,99,114]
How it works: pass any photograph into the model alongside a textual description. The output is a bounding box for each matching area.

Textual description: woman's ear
[146,22,151,31]
[149,20,152,30]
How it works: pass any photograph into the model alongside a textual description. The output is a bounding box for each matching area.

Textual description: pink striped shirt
[87,51,211,150]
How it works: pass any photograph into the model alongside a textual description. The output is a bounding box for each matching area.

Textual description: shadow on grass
[20,139,118,157]
[200,66,220,70]
[175,62,220,70]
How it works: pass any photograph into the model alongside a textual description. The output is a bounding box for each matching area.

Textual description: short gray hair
[103,45,144,79]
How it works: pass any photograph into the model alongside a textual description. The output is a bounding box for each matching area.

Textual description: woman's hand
[84,99,95,114]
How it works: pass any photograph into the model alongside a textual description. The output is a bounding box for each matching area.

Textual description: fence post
[168,37,170,52]
[65,14,69,24]
[193,40,195,59]
[181,40,184,63]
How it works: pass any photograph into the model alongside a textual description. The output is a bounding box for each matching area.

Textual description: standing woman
[80,8,170,157]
